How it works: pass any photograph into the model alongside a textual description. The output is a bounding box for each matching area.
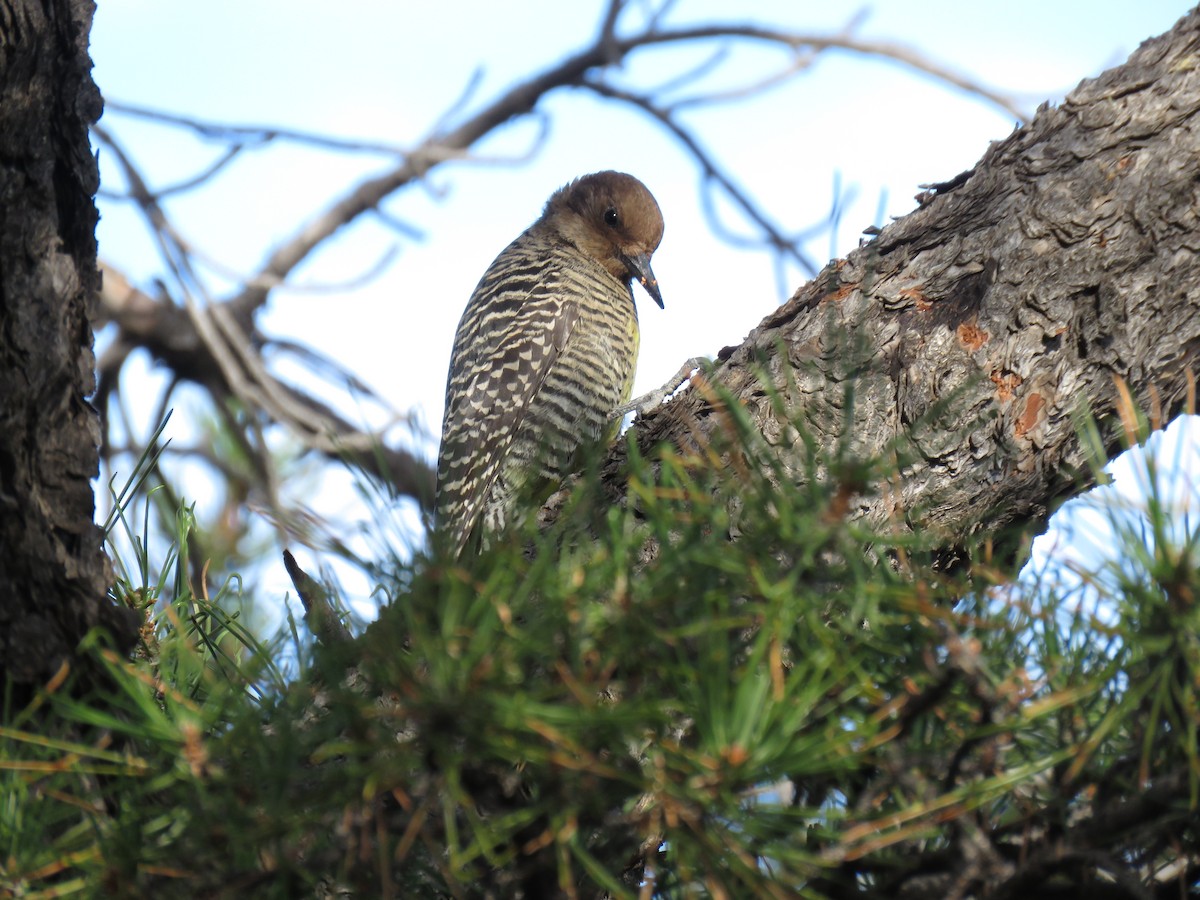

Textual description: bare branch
[586,80,820,276]
[661,9,871,109]
[668,52,817,110]
[104,100,418,157]
[92,124,172,234]
[205,241,404,297]
[95,120,435,513]
[97,260,435,506]
[264,338,406,419]
[627,25,1031,122]
[369,208,429,242]
[646,0,681,31]
[429,68,487,140]
[221,11,1026,319]
[598,0,625,56]
[97,142,245,202]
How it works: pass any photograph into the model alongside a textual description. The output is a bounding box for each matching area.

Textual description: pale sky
[88,2,1199,618]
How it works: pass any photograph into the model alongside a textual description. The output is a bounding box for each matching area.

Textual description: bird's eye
[604,207,620,227]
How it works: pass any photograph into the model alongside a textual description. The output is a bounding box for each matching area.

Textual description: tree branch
[600,9,1200,566]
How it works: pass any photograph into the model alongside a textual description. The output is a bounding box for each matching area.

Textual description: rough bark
[0,0,133,685]
[615,11,1200,560]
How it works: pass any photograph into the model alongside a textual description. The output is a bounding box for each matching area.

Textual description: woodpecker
[435,171,665,557]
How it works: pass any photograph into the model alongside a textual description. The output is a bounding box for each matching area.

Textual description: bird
[434,170,665,557]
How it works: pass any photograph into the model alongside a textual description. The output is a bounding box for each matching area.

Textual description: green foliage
[3,390,1199,898]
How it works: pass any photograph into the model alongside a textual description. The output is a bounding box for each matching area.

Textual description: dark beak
[622,251,664,309]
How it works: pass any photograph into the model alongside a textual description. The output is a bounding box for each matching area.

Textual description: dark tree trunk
[614,12,1200,562]
[0,0,133,685]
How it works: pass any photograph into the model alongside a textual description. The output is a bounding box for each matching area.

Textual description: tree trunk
[0,0,133,685]
[614,12,1200,560]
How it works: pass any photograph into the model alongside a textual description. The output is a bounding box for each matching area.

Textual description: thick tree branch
[607,10,1200,562]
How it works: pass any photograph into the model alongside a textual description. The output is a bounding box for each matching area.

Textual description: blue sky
[88,2,1199,613]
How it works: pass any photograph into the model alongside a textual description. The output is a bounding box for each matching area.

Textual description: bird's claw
[612,356,708,420]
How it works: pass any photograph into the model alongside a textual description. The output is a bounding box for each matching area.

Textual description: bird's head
[545,171,665,308]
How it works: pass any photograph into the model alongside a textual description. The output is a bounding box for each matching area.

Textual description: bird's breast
[559,262,640,405]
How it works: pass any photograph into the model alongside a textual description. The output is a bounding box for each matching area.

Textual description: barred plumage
[435,171,665,556]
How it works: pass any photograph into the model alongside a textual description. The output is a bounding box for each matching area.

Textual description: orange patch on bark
[957,321,988,351]
[899,286,931,310]
[990,369,1023,401]
[1015,392,1045,438]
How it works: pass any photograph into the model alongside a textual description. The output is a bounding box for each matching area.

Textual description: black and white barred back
[435,171,663,557]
